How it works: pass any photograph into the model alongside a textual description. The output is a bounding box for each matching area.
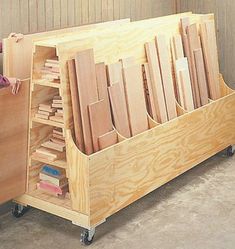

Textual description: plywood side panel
[89,84,235,225]
[0,80,29,204]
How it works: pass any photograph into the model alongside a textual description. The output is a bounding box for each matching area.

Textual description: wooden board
[145,41,168,123]
[143,63,156,118]
[187,23,201,108]
[123,64,149,136]
[175,58,194,111]
[68,59,85,152]
[108,83,131,138]
[88,100,113,152]
[193,48,209,106]
[0,80,29,204]
[172,34,184,60]
[107,62,124,89]
[120,57,135,68]
[95,62,111,117]
[75,49,99,155]
[98,130,118,150]
[156,35,177,120]
[200,21,221,100]
[180,17,195,104]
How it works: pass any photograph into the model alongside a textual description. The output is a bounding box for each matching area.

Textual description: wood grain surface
[0,80,29,204]
[68,59,84,152]
[123,64,148,136]
[75,49,98,155]
[156,35,177,120]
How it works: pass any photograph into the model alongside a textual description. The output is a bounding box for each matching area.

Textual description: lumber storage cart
[0,13,234,245]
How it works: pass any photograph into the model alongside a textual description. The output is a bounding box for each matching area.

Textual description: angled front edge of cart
[65,76,235,228]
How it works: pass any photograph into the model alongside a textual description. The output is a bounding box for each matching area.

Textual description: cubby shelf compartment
[33,80,61,89]
[31,155,67,169]
[32,117,64,128]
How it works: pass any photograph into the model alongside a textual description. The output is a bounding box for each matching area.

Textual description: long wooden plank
[75,49,98,155]
[172,34,184,60]
[68,59,85,152]
[143,63,156,118]
[200,21,221,100]
[180,17,195,106]
[187,23,202,108]
[123,64,148,136]
[120,57,135,68]
[108,83,131,138]
[98,130,118,150]
[107,61,124,88]
[193,48,209,106]
[145,41,168,123]
[88,100,113,152]
[175,58,194,112]
[95,62,111,117]
[156,35,177,120]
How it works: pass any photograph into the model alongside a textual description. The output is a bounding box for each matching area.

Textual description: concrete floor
[0,150,235,249]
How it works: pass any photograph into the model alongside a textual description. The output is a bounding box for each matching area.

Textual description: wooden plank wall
[176,0,235,87]
[0,0,176,73]
[0,0,175,38]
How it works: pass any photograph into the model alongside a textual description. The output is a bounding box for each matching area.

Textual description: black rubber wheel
[12,204,29,218]
[80,229,95,246]
[227,146,234,157]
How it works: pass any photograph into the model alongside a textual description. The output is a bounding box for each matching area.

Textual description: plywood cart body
[0,13,234,245]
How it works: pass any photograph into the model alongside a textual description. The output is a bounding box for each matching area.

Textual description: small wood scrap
[37,165,68,198]
[41,57,60,82]
[32,129,65,162]
[36,95,64,124]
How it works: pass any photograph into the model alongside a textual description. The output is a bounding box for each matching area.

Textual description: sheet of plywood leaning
[3,19,131,79]
[0,80,29,204]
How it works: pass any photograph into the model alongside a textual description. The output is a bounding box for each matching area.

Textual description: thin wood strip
[156,35,177,120]
[75,49,98,155]
[175,58,194,112]
[145,41,168,123]
[108,83,131,138]
[180,17,195,106]
[143,63,156,118]
[172,34,184,60]
[95,62,112,116]
[68,59,85,152]
[123,64,148,136]
[193,48,209,106]
[187,23,202,108]
[204,20,221,99]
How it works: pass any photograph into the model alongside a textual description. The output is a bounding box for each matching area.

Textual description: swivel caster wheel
[12,204,29,218]
[80,228,95,246]
[226,145,235,157]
